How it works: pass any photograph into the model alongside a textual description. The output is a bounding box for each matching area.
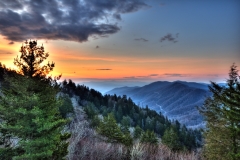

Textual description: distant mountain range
[73,80,148,94]
[106,81,212,128]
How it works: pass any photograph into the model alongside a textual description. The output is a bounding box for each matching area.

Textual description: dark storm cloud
[134,38,148,42]
[0,0,149,42]
[96,69,112,70]
[160,33,179,43]
[0,0,23,10]
[113,13,122,21]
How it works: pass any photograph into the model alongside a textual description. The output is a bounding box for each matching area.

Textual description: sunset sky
[0,0,239,92]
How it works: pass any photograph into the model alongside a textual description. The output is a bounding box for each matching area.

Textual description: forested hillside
[60,79,202,151]
[0,41,202,159]
[0,63,203,159]
[1,40,239,160]
[107,81,210,128]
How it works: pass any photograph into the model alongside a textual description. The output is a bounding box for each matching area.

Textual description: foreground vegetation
[66,105,202,160]
[0,41,71,159]
[0,40,239,159]
[199,64,240,160]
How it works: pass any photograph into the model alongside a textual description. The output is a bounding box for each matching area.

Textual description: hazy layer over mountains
[107,81,211,128]
[74,80,148,94]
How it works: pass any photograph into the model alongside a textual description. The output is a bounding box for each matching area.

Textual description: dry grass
[67,98,202,160]
[66,107,128,160]
[130,143,201,160]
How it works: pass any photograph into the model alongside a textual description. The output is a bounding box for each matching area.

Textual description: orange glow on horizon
[0,36,234,83]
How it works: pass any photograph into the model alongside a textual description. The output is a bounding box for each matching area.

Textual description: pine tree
[200,64,240,160]
[0,40,69,159]
[140,130,158,145]
[134,125,143,139]
[97,113,132,146]
[0,75,69,159]
[59,94,74,118]
[13,40,56,80]
[200,97,231,160]
[97,113,124,143]
[121,116,131,134]
[162,127,182,151]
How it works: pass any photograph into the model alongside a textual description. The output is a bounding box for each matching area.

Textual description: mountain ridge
[106,81,211,128]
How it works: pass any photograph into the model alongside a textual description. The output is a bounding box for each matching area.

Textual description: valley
[107,81,211,128]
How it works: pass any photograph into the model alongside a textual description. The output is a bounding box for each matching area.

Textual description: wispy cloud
[96,68,112,70]
[206,74,219,77]
[160,33,179,43]
[0,50,12,54]
[159,3,165,7]
[124,74,159,79]
[123,76,137,79]
[164,73,190,77]
[8,41,14,45]
[0,0,149,42]
[134,38,148,42]
[149,74,158,76]
[136,76,146,78]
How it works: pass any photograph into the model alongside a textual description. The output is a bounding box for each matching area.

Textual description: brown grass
[66,102,202,160]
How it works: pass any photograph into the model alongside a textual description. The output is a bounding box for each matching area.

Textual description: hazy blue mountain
[74,80,147,94]
[106,81,211,128]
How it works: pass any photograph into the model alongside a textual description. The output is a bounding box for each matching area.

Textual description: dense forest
[60,79,202,150]
[0,41,239,159]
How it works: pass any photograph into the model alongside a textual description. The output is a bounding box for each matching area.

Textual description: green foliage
[0,74,68,159]
[84,102,98,119]
[97,113,124,143]
[121,116,131,134]
[59,94,74,118]
[0,41,71,159]
[133,125,143,139]
[122,132,133,147]
[0,147,23,160]
[90,115,101,128]
[61,79,202,151]
[97,113,133,146]
[199,64,240,160]
[140,130,158,145]
[162,127,182,151]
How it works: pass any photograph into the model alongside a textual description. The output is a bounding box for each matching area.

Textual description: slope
[106,81,210,128]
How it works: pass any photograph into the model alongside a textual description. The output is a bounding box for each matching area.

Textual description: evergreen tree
[61,77,202,151]
[162,127,182,151]
[97,113,132,146]
[84,102,98,119]
[0,40,69,159]
[199,64,240,160]
[0,75,69,159]
[140,130,158,145]
[90,115,101,128]
[121,116,131,134]
[134,125,143,139]
[13,40,56,80]
[59,94,74,118]
[97,113,124,143]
